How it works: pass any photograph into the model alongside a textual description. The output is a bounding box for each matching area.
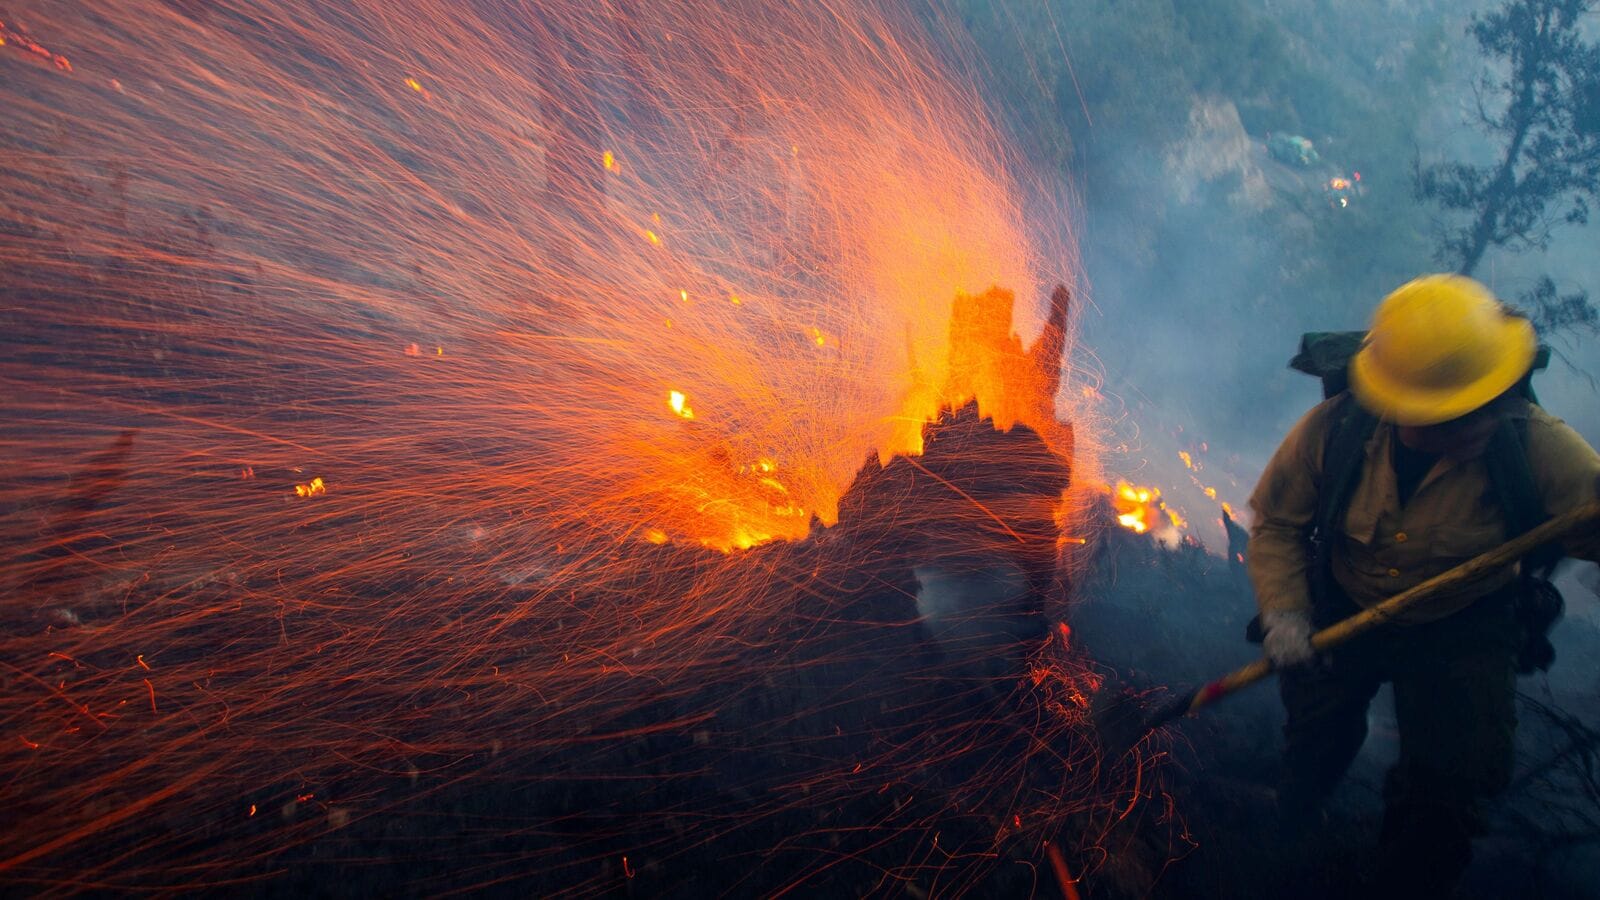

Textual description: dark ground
[16,405,1111,899]
[1071,520,1600,899]
[15,402,1600,899]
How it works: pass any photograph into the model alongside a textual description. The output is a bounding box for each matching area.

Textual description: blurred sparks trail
[0,0,1148,894]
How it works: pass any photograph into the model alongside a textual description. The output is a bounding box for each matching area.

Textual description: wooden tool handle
[1187,499,1600,714]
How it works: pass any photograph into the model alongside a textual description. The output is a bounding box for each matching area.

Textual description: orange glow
[0,2,1124,892]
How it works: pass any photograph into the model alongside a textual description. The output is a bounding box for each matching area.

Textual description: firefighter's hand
[1261,609,1318,669]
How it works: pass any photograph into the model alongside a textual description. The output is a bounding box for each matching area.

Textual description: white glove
[1261,609,1318,669]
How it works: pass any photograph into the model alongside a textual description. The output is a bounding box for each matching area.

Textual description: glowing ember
[0,18,71,71]
[1110,481,1167,534]
[667,389,694,420]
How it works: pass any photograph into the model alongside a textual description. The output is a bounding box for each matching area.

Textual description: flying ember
[0,0,1126,895]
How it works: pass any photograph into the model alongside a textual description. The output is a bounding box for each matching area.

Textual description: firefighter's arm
[1526,408,1600,561]
[1247,401,1333,617]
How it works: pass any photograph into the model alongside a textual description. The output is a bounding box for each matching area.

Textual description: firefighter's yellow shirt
[1248,397,1600,623]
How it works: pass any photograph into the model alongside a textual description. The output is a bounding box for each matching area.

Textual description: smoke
[995,0,1600,555]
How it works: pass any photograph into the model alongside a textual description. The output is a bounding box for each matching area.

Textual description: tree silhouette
[1415,0,1600,332]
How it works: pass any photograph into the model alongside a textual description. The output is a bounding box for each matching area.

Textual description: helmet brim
[1349,316,1537,426]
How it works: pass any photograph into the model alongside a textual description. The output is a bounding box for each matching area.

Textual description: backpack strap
[1483,404,1567,672]
[1306,393,1378,619]
[1246,393,1376,642]
[1484,408,1562,577]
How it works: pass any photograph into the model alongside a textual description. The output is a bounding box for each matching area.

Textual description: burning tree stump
[449,285,1106,896]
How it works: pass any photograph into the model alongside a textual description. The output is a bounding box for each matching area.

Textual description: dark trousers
[1278,591,1520,896]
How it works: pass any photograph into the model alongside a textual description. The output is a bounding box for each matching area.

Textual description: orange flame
[1111,481,1161,534]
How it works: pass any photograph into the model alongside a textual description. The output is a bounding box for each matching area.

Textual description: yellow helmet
[1349,274,1537,426]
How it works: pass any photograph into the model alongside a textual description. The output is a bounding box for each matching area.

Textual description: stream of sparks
[0,1,1148,893]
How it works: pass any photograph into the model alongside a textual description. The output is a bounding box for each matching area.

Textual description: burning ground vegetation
[0,2,1164,893]
[1,285,1174,897]
[15,367,1600,899]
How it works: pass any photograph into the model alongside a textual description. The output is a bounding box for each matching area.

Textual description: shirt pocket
[1337,505,1391,578]
[1341,502,1381,547]
[1428,520,1505,565]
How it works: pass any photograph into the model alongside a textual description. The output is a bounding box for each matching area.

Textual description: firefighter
[1247,274,1600,894]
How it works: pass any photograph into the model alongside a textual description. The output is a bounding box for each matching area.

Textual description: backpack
[1248,331,1565,673]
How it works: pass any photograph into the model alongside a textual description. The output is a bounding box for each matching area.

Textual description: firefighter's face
[1396,399,1505,459]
